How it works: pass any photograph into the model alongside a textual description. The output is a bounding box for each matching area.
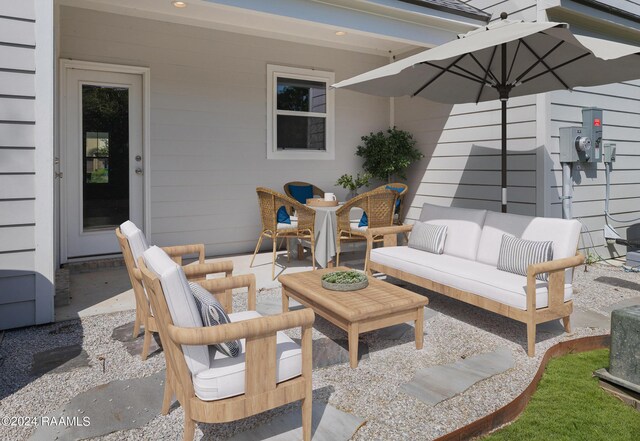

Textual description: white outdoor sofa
[365,203,585,356]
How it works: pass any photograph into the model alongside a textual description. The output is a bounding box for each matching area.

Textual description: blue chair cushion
[277,206,291,224]
[386,185,404,212]
[358,211,368,228]
[289,185,314,204]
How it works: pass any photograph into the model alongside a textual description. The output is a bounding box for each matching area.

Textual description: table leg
[282,288,289,313]
[327,259,335,268]
[297,243,304,261]
[415,307,424,350]
[348,323,359,368]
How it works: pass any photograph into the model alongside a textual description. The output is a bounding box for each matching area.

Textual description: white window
[267,65,335,160]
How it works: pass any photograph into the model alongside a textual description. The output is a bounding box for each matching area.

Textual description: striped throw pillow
[408,222,447,254]
[497,235,554,282]
[189,282,241,358]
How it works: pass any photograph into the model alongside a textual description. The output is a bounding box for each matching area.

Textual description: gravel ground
[0,263,636,441]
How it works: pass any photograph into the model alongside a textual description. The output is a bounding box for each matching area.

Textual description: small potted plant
[321,270,368,291]
[335,172,371,199]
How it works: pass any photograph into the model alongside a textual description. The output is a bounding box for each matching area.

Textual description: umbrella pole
[501,42,508,213]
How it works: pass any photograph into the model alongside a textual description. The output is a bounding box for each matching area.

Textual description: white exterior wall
[59,6,390,256]
[0,0,55,330]
[396,1,539,221]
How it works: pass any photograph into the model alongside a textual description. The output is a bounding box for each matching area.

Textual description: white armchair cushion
[120,220,149,266]
[142,246,210,375]
[193,310,302,401]
[418,203,487,261]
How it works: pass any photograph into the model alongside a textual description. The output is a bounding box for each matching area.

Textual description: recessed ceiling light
[172,1,187,8]
[335,31,347,36]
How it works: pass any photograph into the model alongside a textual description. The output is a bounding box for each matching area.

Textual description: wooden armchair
[284,181,325,205]
[138,247,314,441]
[251,187,316,280]
[374,182,408,225]
[116,222,233,360]
[335,188,397,272]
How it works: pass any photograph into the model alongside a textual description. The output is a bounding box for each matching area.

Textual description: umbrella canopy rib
[475,46,498,103]
[469,51,500,85]
[506,40,522,83]
[519,39,569,89]
[521,52,591,85]
[413,54,469,97]
[513,40,565,86]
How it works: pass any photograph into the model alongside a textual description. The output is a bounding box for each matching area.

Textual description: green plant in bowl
[321,270,368,291]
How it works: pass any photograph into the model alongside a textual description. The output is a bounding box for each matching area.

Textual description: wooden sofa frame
[365,224,585,357]
[138,259,315,441]
[116,227,234,360]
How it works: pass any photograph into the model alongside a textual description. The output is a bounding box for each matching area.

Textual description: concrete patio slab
[227,401,364,441]
[538,307,611,333]
[29,370,166,441]
[30,345,90,377]
[402,347,514,406]
[605,297,640,313]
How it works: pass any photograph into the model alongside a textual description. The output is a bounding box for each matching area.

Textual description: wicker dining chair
[375,182,408,225]
[116,222,234,360]
[138,247,314,441]
[283,181,325,205]
[335,188,397,272]
[251,187,316,279]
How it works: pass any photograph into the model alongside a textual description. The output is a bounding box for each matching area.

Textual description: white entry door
[63,68,144,259]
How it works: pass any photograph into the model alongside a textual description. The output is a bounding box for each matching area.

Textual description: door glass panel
[82,85,129,231]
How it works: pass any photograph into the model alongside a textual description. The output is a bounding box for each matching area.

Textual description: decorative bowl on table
[306,198,338,207]
[321,270,368,291]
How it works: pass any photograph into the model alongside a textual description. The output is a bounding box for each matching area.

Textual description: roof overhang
[57,0,487,56]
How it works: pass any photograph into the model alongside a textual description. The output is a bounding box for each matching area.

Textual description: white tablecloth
[304,205,363,268]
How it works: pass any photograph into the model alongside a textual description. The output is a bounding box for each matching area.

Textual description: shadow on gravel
[0,319,86,401]
[595,276,640,292]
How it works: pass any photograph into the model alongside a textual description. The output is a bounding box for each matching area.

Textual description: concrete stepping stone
[605,297,640,313]
[226,401,364,441]
[29,370,166,441]
[402,347,514,406]
[293,337,369,369]
[257,297,303,316]
[30,344,90,376]
[538,307,611,332]
[111,321,162,357]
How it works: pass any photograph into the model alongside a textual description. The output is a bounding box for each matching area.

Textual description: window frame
[267,64,335,160]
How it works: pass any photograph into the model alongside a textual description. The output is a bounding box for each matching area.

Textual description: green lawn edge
[483,349,640,441]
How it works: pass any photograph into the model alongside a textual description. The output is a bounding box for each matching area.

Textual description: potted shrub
[356,127,423,183]
[321,270,368,291]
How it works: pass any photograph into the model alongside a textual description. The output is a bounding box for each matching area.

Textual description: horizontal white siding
[548,81,640,259]
[0,0,38,330]
[59,6,390,256]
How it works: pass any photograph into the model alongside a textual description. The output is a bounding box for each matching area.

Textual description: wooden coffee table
[279,267,429,368]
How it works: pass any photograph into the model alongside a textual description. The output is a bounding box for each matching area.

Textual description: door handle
[135,168,143,175]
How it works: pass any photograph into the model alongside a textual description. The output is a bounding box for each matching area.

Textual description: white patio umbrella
[333,13,640,212]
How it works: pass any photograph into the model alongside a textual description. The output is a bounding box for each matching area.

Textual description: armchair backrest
[284,181,325,204]
[119,221,149,266]
[116,223,152,319]
[336,188,397,232]
[142,246,210,375]
[256,187,315,232]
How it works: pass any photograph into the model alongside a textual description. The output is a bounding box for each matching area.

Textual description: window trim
[267,64,335,160]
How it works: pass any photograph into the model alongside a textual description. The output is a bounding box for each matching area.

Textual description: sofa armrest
[525,253,585,311]
[366,224,414,239]
[161,243,206,265]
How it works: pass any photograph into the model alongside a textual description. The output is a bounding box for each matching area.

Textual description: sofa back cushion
[120,220,149,267]
[418,203,487,261]
[476,212,535,266]
[143,246,210,375]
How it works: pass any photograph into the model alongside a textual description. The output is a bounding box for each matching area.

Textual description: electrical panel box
[559,107,603,163]
[582,107,602,163]
[603,143,617,163]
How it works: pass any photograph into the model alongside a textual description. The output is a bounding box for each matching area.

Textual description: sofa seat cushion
[418,203,487,261]
[193,310,302,401]
[370,247,572,310]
